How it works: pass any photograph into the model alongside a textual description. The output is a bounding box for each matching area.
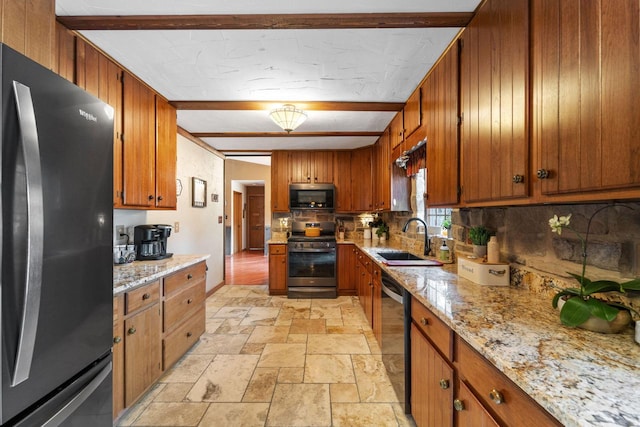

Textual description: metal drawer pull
[489,389,504,404]
[489,269,506,276]
[187,274,193,279]
[142,293,151,300]
[453,399,465,411]
[187,298,193,304]
[127,327,136,335]
[439,379,449,389]
[420,317,429,326]
[113,336,122,344]
[186,332,193,338]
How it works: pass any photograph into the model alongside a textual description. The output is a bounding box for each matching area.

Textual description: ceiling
[56,0,481,155]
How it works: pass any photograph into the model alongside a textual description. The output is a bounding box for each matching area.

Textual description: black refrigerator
[1,44,113,426]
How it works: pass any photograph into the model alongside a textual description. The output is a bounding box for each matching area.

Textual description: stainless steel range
[287,221,337,298]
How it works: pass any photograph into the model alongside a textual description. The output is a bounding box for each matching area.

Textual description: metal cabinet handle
[148,194,155,200]
[536,169,550,179]
[489,389,504,404]
[187,298,193,304]
[512,174,524,183]
[142,293,151,300]
[453,399,465,411]
[113,336,122,344]
[187,274,193,279]
[157,195,163,201]
[186,332,193,338]
[420,317,429,326]
[128,327,137,335]
[439,379,449,389]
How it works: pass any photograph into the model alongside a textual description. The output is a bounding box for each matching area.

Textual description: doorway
[247,186,265,250]
[233,191,243,253]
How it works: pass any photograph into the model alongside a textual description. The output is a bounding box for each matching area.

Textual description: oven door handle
[288,248,336,254]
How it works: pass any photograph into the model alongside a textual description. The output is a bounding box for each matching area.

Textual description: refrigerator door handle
[11,81,45,387]
[41,362,112,427]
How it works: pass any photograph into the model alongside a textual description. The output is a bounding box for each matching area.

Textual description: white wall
[114,133,225,293]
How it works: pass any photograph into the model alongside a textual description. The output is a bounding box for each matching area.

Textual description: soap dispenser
[487,236,499,263]
[439,240,451,262]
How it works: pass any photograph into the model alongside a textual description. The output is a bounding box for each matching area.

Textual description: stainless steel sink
[376,251,442,266]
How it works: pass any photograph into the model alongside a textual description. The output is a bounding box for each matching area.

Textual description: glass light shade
[269,104,307,133]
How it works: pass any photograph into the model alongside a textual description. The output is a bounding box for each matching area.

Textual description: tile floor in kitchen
[116,284,415,427]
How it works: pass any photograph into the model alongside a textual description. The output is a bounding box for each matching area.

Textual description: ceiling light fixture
[269,104,307,133]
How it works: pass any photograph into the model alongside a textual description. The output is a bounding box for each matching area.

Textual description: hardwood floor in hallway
[226,250,269,286]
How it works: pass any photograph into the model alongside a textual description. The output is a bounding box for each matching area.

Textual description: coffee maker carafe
[134,224,173,260]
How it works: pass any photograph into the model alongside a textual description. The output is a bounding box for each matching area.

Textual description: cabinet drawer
[163,280,205,332]
[269,244,286,255]
[163,306,205,369]
[164,262,206,296]
[125,281,160,314]
[411,298,453,360]
[358,253,373,274]
[456,336,561,426]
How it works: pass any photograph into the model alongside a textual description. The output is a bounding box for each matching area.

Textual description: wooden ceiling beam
[193,131,382,138]
[58,12,473,31]
[170,100,403,111]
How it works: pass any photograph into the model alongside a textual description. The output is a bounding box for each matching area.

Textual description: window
[413,168,452,232]
[426,208,452,228]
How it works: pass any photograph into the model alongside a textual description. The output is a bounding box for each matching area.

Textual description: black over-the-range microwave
[289,183,335,209]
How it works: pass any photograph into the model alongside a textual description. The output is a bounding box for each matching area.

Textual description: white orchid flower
[548,214,571,235]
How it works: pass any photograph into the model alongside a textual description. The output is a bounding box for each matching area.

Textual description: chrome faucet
[402,217,431,256]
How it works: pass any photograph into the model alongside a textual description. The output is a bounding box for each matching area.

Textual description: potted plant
[369,217,384,240]
[441,218,452,238]
[376,223,389,241]
[548,206,640,333]
[469,225,491,257]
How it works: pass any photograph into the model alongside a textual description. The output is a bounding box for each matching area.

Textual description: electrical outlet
[115,225,125,243]
[174,221,180,233]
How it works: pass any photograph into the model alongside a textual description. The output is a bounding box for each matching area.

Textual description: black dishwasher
[381,271,412,415]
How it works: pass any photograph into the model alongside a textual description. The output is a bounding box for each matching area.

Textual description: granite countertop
[356,243,640,427]
[113,254,210,295]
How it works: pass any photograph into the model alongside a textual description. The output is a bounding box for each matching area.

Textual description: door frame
[233,191,243,253]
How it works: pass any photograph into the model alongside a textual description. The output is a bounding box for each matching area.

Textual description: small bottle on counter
[439,241,451,262]
[487,236,499,263]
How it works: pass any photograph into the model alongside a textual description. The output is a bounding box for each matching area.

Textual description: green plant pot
[472,245,487,258]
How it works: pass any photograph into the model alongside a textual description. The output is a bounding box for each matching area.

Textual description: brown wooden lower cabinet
[114,261,207,420]
[410,297,561,427]
[337,244,357,295]
[268,244,287,295]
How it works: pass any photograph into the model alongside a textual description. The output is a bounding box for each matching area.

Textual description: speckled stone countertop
[354,242,640,427]
[113,254,210,295]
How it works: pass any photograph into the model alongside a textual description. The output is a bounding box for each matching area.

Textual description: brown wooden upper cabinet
[424,39,460,207]
[351,146,373,212]
[75,39,125,207]
[390,111,405,150]
[289,151,334,184]
[403,88,422,140]
[155,97,177,209]
[271,151,290,212]
[532,0,640,199]
[334,151,352,213]
[460,0,529,204]
[0,0,54,69]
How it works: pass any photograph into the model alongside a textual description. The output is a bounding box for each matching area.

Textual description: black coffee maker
[134,224,173,260]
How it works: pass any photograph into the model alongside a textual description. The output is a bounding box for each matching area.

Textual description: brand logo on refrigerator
[78,108,97,122]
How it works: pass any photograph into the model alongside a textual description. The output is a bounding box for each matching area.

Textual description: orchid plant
[549,206,640,327]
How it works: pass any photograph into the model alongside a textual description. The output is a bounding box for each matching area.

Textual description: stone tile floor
[117,285,416,427]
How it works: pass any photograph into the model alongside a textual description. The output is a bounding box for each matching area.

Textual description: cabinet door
[372,266,382,344]
[289,151,311,183]
[271,151,290,212]
[532,0,640,196]
[351,147,373,212]
[334,151,352,212]
[337,244,357,295]
[374,131,392,211]
[455,381,500,427]
[390,111,404,150]
[461,0,529,203]
[311,151,334,183]
[411,323,454,427]
[425,41,460,206]
[155,97,177,208]
[404,88,422,138]
[112,295,125,419]
[268,245,287,295]
[124,304,162,407]
[0,0,54,68]
[123,71,156,207]
[54,22,75,82]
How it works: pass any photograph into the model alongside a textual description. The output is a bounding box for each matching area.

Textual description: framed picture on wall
[192,177,207,208]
